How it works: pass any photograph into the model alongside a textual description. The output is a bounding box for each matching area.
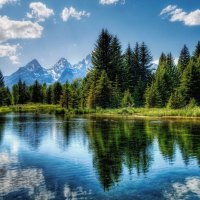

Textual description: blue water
[0,113,199,199]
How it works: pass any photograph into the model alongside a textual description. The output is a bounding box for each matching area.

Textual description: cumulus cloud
[160,5,200,26]
[99,0,125,5]
[61,7,90,22]
[164,177,200,199]
[0,15,43,42]
[0,15,43,64]
[0,0,18,8]
[27,2,54,22]
[0,43,21,64]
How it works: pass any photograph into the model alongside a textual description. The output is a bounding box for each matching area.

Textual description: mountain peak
[27,59,40,66]
[25,59,42,71]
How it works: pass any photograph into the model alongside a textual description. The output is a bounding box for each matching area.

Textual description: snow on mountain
[47,58,72,81]
[5,55,92,87]
[5,59,53,88]
[59,54,92,83]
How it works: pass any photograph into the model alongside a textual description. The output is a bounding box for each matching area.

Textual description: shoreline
[0,104,200,120]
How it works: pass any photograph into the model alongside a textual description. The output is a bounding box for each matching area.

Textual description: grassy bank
[0,104,200,118]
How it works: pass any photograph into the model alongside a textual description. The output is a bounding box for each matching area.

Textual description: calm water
[0,113,199,200]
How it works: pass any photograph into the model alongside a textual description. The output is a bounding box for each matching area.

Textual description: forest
[0,29,200,110]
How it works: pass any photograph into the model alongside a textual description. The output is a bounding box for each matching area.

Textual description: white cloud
[0,15,43,42]
[99,0,125,5]
[27,2,54,22]
[0,43,21,64]
[61,7,90,22]
[160,5,200,26]
[0,0,18,8]
[164,177,200,199]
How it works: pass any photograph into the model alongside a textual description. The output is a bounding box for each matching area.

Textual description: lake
[0,113,199,200]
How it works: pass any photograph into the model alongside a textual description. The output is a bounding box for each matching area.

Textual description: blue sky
[0,0,200,75]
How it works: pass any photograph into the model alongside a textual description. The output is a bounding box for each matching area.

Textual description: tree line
[0,29,200,109]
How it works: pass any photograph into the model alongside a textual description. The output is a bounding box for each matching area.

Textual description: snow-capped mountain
[47,58,72,81]
[59,54,92,83]
[5,59,54,87]
[5,55,92,88]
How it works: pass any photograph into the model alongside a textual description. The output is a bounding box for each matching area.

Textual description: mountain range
[4,54,158,88]
[5,55,92,88]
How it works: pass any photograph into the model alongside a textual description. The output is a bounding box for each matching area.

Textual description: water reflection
[85,119,153,190]
[0,114,199,199]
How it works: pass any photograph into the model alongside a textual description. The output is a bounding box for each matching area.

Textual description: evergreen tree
[110,36,123,86]
[70,79,82,109]
[145,53,177,107]
[121,90,134,107]
[46,85,52,104]
[112,78,121,108]
[3,87,12,106]
[128,42,140,94]
[60,82,71,109]
[95,71,113,108]
[92,29,113,79]
[123,44,134,91]
[158,52,167,65]
[12,84,19,105]
[193,41,200,60]
[31,80,43,103]
[133,78,146,107]
[52,82,62,104]
[139,42,152,85]
[0,70,4,88]
[179,58,200,105]
[177,45,190,75]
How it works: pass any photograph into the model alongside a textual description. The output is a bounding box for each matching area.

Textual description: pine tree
[139,42,152,85]
[193,41,200,60]
[71,79,82,109]
[92,29,113,79]
[12,84,19,104]
[179,58,200,105]
[60,82,71,109]
[128,42,140,94]
[159,52,167,65]
[32,80,43,103]
[112,78,121,108]
[110,36,123,85]
[95,70,113,108]
[145,53,177,107]
[0,70,4,88]
[52,82,62,104]
[123,44,134,91]
[4,87,12,106]
[46,85,52,104]
[133,78,146,107]
[121,90,134,107]
[177,45,190,75]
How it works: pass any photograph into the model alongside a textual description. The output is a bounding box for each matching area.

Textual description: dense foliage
[0,29,200,109]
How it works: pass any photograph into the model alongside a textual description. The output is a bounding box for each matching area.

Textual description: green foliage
[95,70,113,108]
[121,90,133,107]
[0,70,4,88]
[145,53,178,108]
[31,80,43,103]
[178,58,200,105]
[1,30,200,113]
[46,85,53,104]
[60,82,71,109]
[52,82,62,104]
[177,45,190,76]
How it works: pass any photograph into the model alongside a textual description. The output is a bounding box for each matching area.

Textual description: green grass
[95,107,200,118]
[0,104,200,118]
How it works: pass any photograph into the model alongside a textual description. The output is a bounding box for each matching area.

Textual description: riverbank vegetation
[0,29,200,117]
[0,104,200,119]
